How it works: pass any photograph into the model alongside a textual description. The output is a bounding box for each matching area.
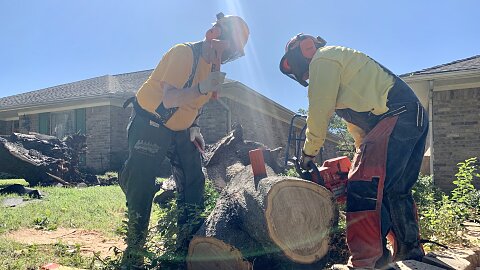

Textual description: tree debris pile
[203,124,284,189]
[0,132,97,186]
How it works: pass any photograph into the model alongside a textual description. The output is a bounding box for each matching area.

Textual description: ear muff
[205,25,222,41]
[299,37,317,59]
[280,33,327,87]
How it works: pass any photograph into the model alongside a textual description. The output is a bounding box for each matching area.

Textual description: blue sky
[1,0,478,112]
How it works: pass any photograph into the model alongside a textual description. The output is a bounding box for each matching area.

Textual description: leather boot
[394,241,424,262]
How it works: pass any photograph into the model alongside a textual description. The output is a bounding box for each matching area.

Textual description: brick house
[401,55,480,191]
[0,70,339,173]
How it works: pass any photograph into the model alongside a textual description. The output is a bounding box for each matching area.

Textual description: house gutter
[217,98,232,133]
[428,80,435,182]
[401,69,480,83]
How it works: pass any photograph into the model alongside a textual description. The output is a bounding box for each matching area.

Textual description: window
[39,113,50,135]
[13,120,19,132]
[50,110,75,139]
[75,108,86,134]
[38,109,87,139]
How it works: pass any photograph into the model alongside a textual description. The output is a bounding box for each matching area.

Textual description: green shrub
[413,175,443,209]
[281,167,300,177]
[147,180,220,267]
[451,157,480,221]
[413,157,480,248]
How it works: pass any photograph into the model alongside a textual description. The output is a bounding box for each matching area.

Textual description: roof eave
[401,69,480,83]
[0,92,133,113]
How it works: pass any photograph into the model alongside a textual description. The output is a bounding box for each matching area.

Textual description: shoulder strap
[183,41,203,88]
[152,41,204,124]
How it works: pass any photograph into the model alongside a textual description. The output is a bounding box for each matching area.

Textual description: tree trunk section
[188,165,338,269]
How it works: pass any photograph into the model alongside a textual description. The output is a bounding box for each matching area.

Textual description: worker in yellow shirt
[119,13,249,268]
[279,34,428,269]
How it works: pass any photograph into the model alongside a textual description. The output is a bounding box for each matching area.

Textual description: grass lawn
[0,179,131,269]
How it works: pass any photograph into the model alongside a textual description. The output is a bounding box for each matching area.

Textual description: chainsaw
[293,156,351,203]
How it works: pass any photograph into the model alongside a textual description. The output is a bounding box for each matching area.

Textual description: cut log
[188,165,338,269]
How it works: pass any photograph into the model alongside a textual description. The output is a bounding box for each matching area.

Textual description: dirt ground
[2,223,478,267]
[3,228,125,258]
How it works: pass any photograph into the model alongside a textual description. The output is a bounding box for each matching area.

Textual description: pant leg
[346,116,398,268]
[119,115,173,256]
[167,129,205,250]
[382,104,428,262]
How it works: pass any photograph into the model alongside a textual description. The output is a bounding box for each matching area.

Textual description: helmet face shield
[215,14,249,64]
[221,48,244,64]
[279,47,310,87]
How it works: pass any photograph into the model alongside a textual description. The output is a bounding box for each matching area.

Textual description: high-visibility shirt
[136,43,212,131]
[303,45,395,156]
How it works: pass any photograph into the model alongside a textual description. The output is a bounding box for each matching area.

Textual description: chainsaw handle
[308,161,325,186]
[292,156,310,180]
[291,157,325,186]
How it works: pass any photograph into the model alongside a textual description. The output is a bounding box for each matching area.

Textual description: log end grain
[265,178,336,264]
[187,237,252,270]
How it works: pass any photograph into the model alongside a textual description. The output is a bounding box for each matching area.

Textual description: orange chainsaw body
[313,156,351,203]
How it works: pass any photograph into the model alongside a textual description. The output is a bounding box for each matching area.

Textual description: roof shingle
[0,70,153,109]
[401,55,480,77]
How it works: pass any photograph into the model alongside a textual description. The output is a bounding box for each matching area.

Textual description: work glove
[299,150,316,170]
[189,126,205,151]
[198,71,226,95]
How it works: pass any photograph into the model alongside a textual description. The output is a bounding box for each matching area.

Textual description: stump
[187,165,338,269]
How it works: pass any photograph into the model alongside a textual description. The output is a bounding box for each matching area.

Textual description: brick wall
[86,106,111,172]
[110,106,131,171]
[201,98,294,152]
[432,87,480,192]
[199,100,229,144]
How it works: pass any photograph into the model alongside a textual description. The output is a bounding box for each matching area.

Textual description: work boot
[374,238,393,269]
[394,242,424,262]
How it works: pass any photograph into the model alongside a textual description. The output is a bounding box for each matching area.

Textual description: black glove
[299,150,316,170]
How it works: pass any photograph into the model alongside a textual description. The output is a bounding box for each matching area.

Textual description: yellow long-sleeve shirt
[303,46,395,156]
